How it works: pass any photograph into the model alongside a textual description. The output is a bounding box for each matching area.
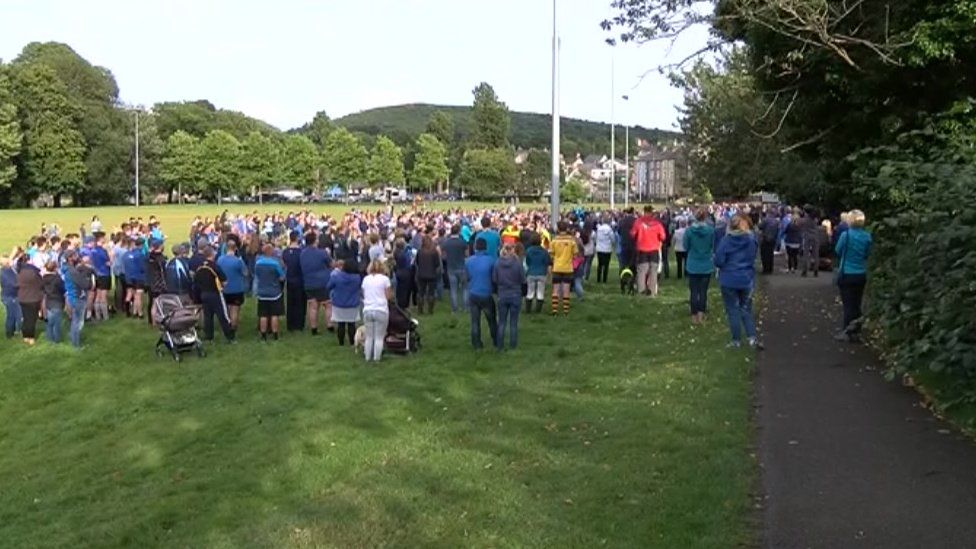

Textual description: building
[633,140,689,201]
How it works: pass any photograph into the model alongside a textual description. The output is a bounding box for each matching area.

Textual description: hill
[334,103,680,157]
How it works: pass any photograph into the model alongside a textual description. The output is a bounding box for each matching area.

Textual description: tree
[469,82,510,149]
[426,110,454,146]
[562,177,587,203]
[0,66,21,194]
[299,111,336,148]
[518,148,551,196]
[11,63,86,204]
[459,148,516,198]
[279,134,318,192]
[367,135,405,188]
[198,129,241,202]
[159,130,201,201]
[323,127,367,185]
[240,131,279,196]
[410,133,449,193]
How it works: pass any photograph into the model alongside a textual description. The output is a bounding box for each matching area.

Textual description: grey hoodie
[492,255,527,300]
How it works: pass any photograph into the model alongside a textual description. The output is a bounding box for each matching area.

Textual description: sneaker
[726,341,741,349]
[833,331,850,342]
[748,338,765,351]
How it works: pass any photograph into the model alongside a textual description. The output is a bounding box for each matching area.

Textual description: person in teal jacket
[683,208,715,324]
[834,209,872,342]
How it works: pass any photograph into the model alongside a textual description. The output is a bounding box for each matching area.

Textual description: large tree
[469,83,510,149]
[409,133,449,193]
[159,130,201,201]
[198,129,241,202]
[279,134,319,192]
[240,131,280,196]
[426,110,454,146]
[323,127,367,185]
[299,110,336,149]
[459,148,515,198]
[11,63,86,205]
[0,66,21,195]
[367,135,405,187]
[518,148,551,196]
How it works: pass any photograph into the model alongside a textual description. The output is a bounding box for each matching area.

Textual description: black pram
[153,294,206,362]
[385,302,420,354]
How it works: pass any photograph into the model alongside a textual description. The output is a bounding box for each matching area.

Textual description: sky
[0,0,710,132]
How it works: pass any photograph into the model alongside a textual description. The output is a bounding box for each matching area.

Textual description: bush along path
[756,272,976,548]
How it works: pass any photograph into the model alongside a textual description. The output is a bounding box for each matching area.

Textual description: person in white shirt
[673,219,688,279]
[594,216,615,284]
[361,259,393,362]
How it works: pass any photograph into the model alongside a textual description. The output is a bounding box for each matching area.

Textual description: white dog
[354,325,366,353]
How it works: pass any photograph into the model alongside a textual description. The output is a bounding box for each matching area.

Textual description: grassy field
[1,204,756,547]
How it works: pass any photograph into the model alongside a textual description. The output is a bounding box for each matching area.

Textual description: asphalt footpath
[756,271,976,548]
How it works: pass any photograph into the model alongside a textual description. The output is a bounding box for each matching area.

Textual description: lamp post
[134,109,140,208]
[622,95,630,209]
[609,55,615,210]
[550,0,561,230]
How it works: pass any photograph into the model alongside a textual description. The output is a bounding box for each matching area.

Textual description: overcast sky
[1,0,709,131]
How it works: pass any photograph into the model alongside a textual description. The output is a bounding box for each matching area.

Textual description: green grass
[0,268,756,547]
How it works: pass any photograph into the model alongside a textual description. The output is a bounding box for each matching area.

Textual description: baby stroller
[385,302,421,355]
[153,294,205,362]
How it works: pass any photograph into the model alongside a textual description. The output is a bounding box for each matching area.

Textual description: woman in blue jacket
[328,258,363,347]
[254,244,285,341]
[714,214,763,350]
[683,208,715,325]
[834,209,872,342]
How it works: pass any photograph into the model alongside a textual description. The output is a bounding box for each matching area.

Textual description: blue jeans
[45,306,63,343]
[2,296,21,337]
[69,299,86,348]
[496,295,521,350]
[688,274,711,315]
[720,286,757,343]
[468,294,498,349]
[448,269,468,313]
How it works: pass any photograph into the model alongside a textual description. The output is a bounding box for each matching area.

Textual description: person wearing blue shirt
[327,258,363,347]
[281,231,305,332]
[524,235,551,314]
[299,232,333,336]
[217,240,248,331]
[684,209,716,325]
[465,238,498,349]
[89,233,112,321]
[475,217,501,257]
[165,244,193,297]
[253,244,286,341]
[714,214,762,350]
[834,209,872,342]
[122,238,146,319]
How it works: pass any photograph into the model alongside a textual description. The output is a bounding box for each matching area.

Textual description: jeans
[363,309,389,361]
[468,294,498,349]
[573,272,585,299]
[688,273,711,315]
[596,252,611,283]
[45,305,63,343]
[2,296,21,337]
[760,240,776,274]
[675,251,687,279]
[496,295,521,350]
[583,254,595,280]
[69,298,86,347]
[447,269,468,312]
[720,286,757,343]
[838,274,867,333]
[661,245,671,278]
[416,277,437,302]
[801,236,820,275]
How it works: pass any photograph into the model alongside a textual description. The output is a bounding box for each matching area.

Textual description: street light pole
[622,94,630,209]
[550,0,561,230]
[609,54,615,210]
[134,109,140,208]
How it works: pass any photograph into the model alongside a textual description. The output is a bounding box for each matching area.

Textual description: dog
[354,325,366,353]
[619,267,637,295]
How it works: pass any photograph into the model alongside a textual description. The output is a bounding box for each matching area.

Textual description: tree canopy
[367,135,405,187]
[410,133,449,192]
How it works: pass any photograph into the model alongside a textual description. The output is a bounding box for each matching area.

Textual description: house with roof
[633,139,690,200]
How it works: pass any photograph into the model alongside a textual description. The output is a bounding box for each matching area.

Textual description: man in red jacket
[630,206,667,296]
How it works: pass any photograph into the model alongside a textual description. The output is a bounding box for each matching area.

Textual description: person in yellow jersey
[549,221,582,316]
[501,222,521,246]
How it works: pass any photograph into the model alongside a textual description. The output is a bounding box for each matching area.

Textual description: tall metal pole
[609,55,615,210]
[135,109,140,208]
[549,0,560,230]
[625,125,630,208]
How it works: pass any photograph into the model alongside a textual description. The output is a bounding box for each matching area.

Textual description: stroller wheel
[196,346,206,358]
[172,353,182,363]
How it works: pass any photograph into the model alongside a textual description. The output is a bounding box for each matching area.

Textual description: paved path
[757,272,976,548]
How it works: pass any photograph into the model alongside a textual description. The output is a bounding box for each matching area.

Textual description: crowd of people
[0,202,872,356]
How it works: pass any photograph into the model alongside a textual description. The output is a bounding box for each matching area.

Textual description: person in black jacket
[617,208,637,274]
[281,231,305,331]
[16,257,43,345]
[195,246,235,343]
[145,239,167,326]
[64,252,94,348]
[41,261,65,343]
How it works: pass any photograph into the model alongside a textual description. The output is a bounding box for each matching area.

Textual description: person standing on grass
[300,232,333,336]
[834,209,872,343]
[110,233,127,314]
[42,261,65,343]
[581,226,596,282]
[217,240,248,331]
[441,224,468,314]
[282,231,305,332]
[254,243,286,342]
[673,218,688,280]
[122,237,146,319]
[594,215,614,284]
[549,221,579,316]
[493,243,526,351]
[89,232,112,321]
[715,214,763,350]
[328,258,362,347]
[165,244,193,300]
[64,252,94,349]
[16,255,43,346]
[361,259,393,362]
[466,238,499,349]
[146,239,168,327]
[684,208,716,325]
[631,206,667,297]
[2,252,21,338]
[196,246,236,344]
[414,235,441,315]
[524,233,550,314]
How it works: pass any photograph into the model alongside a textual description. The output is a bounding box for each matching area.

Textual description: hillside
[335,103,680,156]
